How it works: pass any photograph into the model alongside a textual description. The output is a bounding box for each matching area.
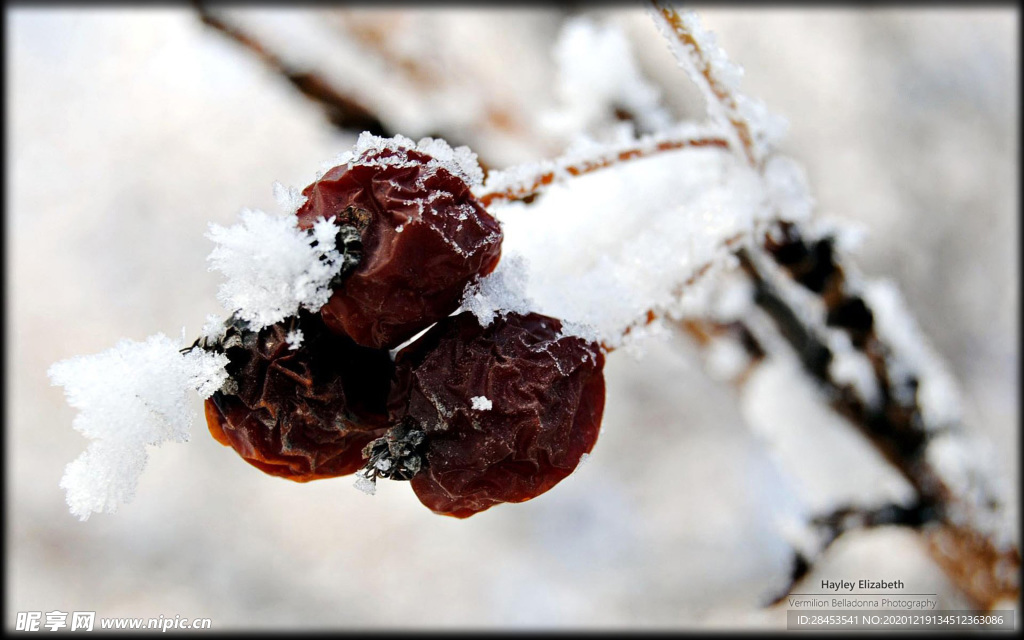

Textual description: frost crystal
[328,132,484,188]
[60,441,148,523]
[49,334,229,520]
[414,136,485,188]
[353,471,377,496]
[460,253,533,326]
[206,208,344,330]
[272,181,307,216]
[476,121,723,201]
[310,216,340,252]
[183,346,231,399]
[199,313,226,344]
[285,329,304,351]
[470,396,493,411]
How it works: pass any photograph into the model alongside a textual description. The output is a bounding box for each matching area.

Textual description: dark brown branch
[194,4,390,136]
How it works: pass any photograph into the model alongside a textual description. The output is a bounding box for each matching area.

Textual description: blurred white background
[6,6,1017,629]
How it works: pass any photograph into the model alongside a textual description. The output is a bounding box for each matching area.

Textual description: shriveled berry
[204,311,393,482]
[296,144,503,349]
[387,312,606,518]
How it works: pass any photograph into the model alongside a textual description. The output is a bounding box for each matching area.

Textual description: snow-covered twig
[476,126,730,207]
[648,1,785,169]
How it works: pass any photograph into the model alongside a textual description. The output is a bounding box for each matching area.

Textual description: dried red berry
[387,312,606,518]
[296,144,503,349]
[204,311,393,482]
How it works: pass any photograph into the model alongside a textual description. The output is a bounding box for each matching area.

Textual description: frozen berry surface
[388,312,606,518]
[296,145,503,349]
[205,312,393,482]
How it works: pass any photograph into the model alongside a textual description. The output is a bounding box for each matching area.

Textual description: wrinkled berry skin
[204,312,392,482]
[296,147,503,349]
[389,312,606,518]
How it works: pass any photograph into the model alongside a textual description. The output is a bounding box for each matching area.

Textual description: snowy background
[6,6,1018,629]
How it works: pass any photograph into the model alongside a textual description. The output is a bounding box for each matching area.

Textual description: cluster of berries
[203,143,606,517]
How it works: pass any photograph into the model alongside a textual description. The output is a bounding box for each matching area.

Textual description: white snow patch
[774,512,825,560]
[741,356,916,512]
[471,396,493,411]
[704,336,751,381]
[826,331,881,409]
[707,272,755,322]
[862,279,963,429]
[815,215,869,255]
[492,147,770,350]
[763,155,813,222]
[199,313,226,344]
[285,329,304,351]
[925,432,1015,547]
[460,252,533,327]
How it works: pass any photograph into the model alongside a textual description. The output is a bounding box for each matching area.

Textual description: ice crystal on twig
[50,334,229,520]
[206,208,344,331]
